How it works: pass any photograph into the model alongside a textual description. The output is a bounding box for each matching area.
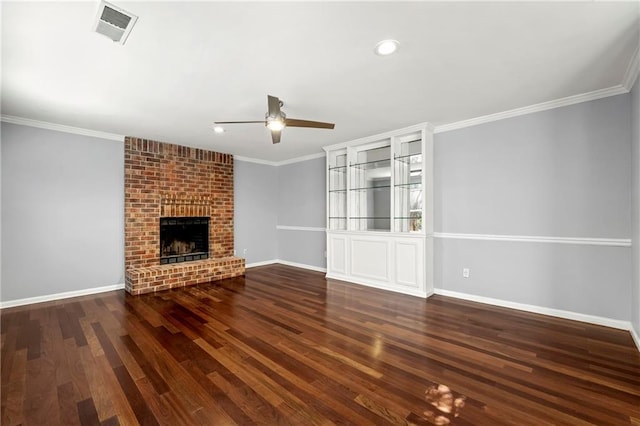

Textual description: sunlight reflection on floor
[423,384,466,425]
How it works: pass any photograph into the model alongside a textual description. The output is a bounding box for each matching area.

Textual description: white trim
[326,272,428,298]
[434,288,632,331]
[234,156,279,166]
[323,122,434,152]
[622,43,640,91]
[245,259,279,268]
[276,152,325,166]
[1,115,124,141]
[0,283,125,309]
[630,325,640,352]
[433,85,628,134]
[276,259,327,273]
[235,152,325,167]
[277,225,326,232]
[433,232,631,247]
[244,259,326,273]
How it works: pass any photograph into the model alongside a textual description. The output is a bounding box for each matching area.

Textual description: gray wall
[235,156,327,269]
[2,86,635,324]
[234,160,278,265]
[435,93,632,320]
[277,157,326,227]
[1,123,124,302]
[631,77,640,334]
[277,157,326,268]
[0,123,2,294]
[277,230,326,269]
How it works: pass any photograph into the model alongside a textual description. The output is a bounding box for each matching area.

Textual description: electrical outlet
[462,268,470,278]
[324,250,327,258]
[243,249,247,257]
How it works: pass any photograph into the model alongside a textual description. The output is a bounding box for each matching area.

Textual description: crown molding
[433,85,629,134]
[1,115,124,141]
[4,69,636,162]
[323,122,433,153]
[234,155,279,166]
[0,115,321,167]
[236,151,325,167]
[622,43,640,91]
[276,151,325,166]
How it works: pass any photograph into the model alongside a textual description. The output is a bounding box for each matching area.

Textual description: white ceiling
[2,1,639,162]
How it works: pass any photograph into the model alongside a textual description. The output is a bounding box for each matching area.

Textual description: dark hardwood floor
[2,264,639,425]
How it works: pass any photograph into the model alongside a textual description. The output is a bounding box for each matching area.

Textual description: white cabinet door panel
[395,239,423,289]
[329,235,348,275]
[351,238,390,282]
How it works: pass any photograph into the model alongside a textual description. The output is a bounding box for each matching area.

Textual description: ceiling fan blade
[267,95,281,118]
[214,120,266,124]
[271,130,281,144]
[285,118,335,129]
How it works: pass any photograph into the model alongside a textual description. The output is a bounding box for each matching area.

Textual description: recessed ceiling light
[374,39,399,56]
[213,126,225,133]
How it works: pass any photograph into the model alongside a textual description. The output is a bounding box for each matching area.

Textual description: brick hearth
[124,137,244,294]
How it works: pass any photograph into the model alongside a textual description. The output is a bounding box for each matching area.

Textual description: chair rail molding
[276,225,326,232]
[433,232,631,247]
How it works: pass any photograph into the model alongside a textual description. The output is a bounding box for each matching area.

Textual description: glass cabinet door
[328,150,347,230]
[394,139,422,232]
[349,145,391,231]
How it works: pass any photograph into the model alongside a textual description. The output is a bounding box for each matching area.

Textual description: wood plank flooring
[2,264,639,425]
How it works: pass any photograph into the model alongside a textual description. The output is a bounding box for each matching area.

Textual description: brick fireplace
[124,137,244,295]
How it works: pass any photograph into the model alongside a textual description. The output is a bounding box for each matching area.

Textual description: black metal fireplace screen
[160,217,209,264]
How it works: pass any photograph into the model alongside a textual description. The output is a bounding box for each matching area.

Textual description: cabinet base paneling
[326,231,433,298]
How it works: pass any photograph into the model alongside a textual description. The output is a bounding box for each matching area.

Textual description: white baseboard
[0,283,125,309]
[630,325,640,352]
[245,259,327,273]
[0,260,325,308]
[275,259,326,273]
[434,288,632,331]
[4,276,636,352]
[245,259,279,268]
[326,272,429,299]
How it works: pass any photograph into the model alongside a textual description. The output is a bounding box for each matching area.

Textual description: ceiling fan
[214,95,335,144]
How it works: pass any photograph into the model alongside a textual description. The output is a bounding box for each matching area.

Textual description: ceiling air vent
[93,1,138,45]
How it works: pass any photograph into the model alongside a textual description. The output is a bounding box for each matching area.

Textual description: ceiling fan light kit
[266,119,285,132]
[214,95,335,144]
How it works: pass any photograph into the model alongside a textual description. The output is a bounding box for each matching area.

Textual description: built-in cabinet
[324,123,434,298]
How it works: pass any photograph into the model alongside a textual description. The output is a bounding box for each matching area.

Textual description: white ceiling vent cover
[93,1,138,45]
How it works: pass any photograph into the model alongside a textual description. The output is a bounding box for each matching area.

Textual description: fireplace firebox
[160,217,209,264]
